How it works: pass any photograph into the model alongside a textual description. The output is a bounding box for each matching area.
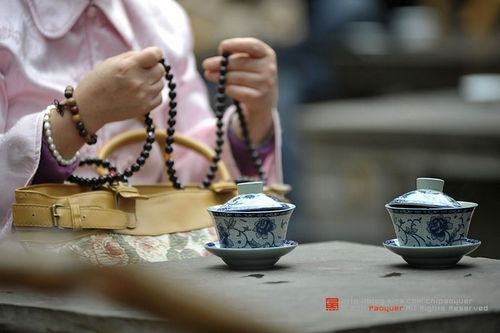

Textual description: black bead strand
[67,113,156,187]
[234,101,266,181]
[161,52,265,189]
[160,60,183,189]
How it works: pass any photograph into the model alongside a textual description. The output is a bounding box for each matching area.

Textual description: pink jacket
[0,0,283,236]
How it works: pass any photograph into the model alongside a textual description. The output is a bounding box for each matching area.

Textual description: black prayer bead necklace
[68,53,265,188]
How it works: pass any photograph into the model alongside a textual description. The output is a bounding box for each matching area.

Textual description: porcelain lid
[388,178,461,208]
[217,181,286,212]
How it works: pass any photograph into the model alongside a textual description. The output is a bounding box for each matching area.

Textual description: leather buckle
[50,204,64,228]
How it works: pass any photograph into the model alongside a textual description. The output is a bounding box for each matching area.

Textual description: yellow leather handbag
[11,130,289,264]
[12,131,240,235]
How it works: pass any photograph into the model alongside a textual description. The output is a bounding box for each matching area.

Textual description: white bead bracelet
[43,105,80,166]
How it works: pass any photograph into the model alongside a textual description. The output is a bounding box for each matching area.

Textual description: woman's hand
[49,47,165,158]
[202,38,277,145]
[74,47,165,133]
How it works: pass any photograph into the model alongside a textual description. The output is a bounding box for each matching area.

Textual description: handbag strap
[12,184,134,230]
[96,129,232,182]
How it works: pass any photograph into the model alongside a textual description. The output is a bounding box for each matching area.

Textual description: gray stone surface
[1,241,499,332]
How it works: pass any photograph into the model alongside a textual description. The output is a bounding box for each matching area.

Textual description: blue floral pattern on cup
[427,216,453,242]
[255,218,276,239]
[209,205,295,248]
[386,202,477,247]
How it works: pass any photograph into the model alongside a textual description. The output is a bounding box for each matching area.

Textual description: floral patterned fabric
[20,228,218,266]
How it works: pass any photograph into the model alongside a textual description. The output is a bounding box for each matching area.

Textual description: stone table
[0,241,499,332]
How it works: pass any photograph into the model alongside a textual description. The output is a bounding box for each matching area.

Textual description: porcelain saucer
[383,238,481,268]
[204,240,298,270]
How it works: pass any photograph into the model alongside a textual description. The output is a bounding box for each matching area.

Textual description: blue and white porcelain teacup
[386,178,478,247]
[207,182,295,249]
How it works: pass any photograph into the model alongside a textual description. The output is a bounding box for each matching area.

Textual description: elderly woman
[0,0,284,264]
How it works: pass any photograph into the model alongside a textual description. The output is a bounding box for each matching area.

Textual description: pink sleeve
[0,111,43,238]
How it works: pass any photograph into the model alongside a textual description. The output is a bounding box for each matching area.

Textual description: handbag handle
[96,128,232,182]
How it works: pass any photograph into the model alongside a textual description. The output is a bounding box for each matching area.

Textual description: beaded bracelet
[56,86,98,145]
[43,106,80,166]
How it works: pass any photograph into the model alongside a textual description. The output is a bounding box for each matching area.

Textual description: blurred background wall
[180,0,500,258]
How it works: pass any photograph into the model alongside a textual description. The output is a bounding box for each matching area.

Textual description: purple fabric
[228,126,274,176]
[31,135,79,184]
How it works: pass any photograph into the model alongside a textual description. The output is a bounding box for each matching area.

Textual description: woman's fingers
[217,72,265,103]
[203,57,276,88]
[149,78,165,97]
[149,92,163,110]
[149,63,166,84]
[204,69,270,90]
[134,46,164,69]
[225,85,261,103]
[203,38,275,74]
[203,54,268,74]
[218,37,272,58]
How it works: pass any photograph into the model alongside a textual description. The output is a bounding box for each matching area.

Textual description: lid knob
[416,178,444,192]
